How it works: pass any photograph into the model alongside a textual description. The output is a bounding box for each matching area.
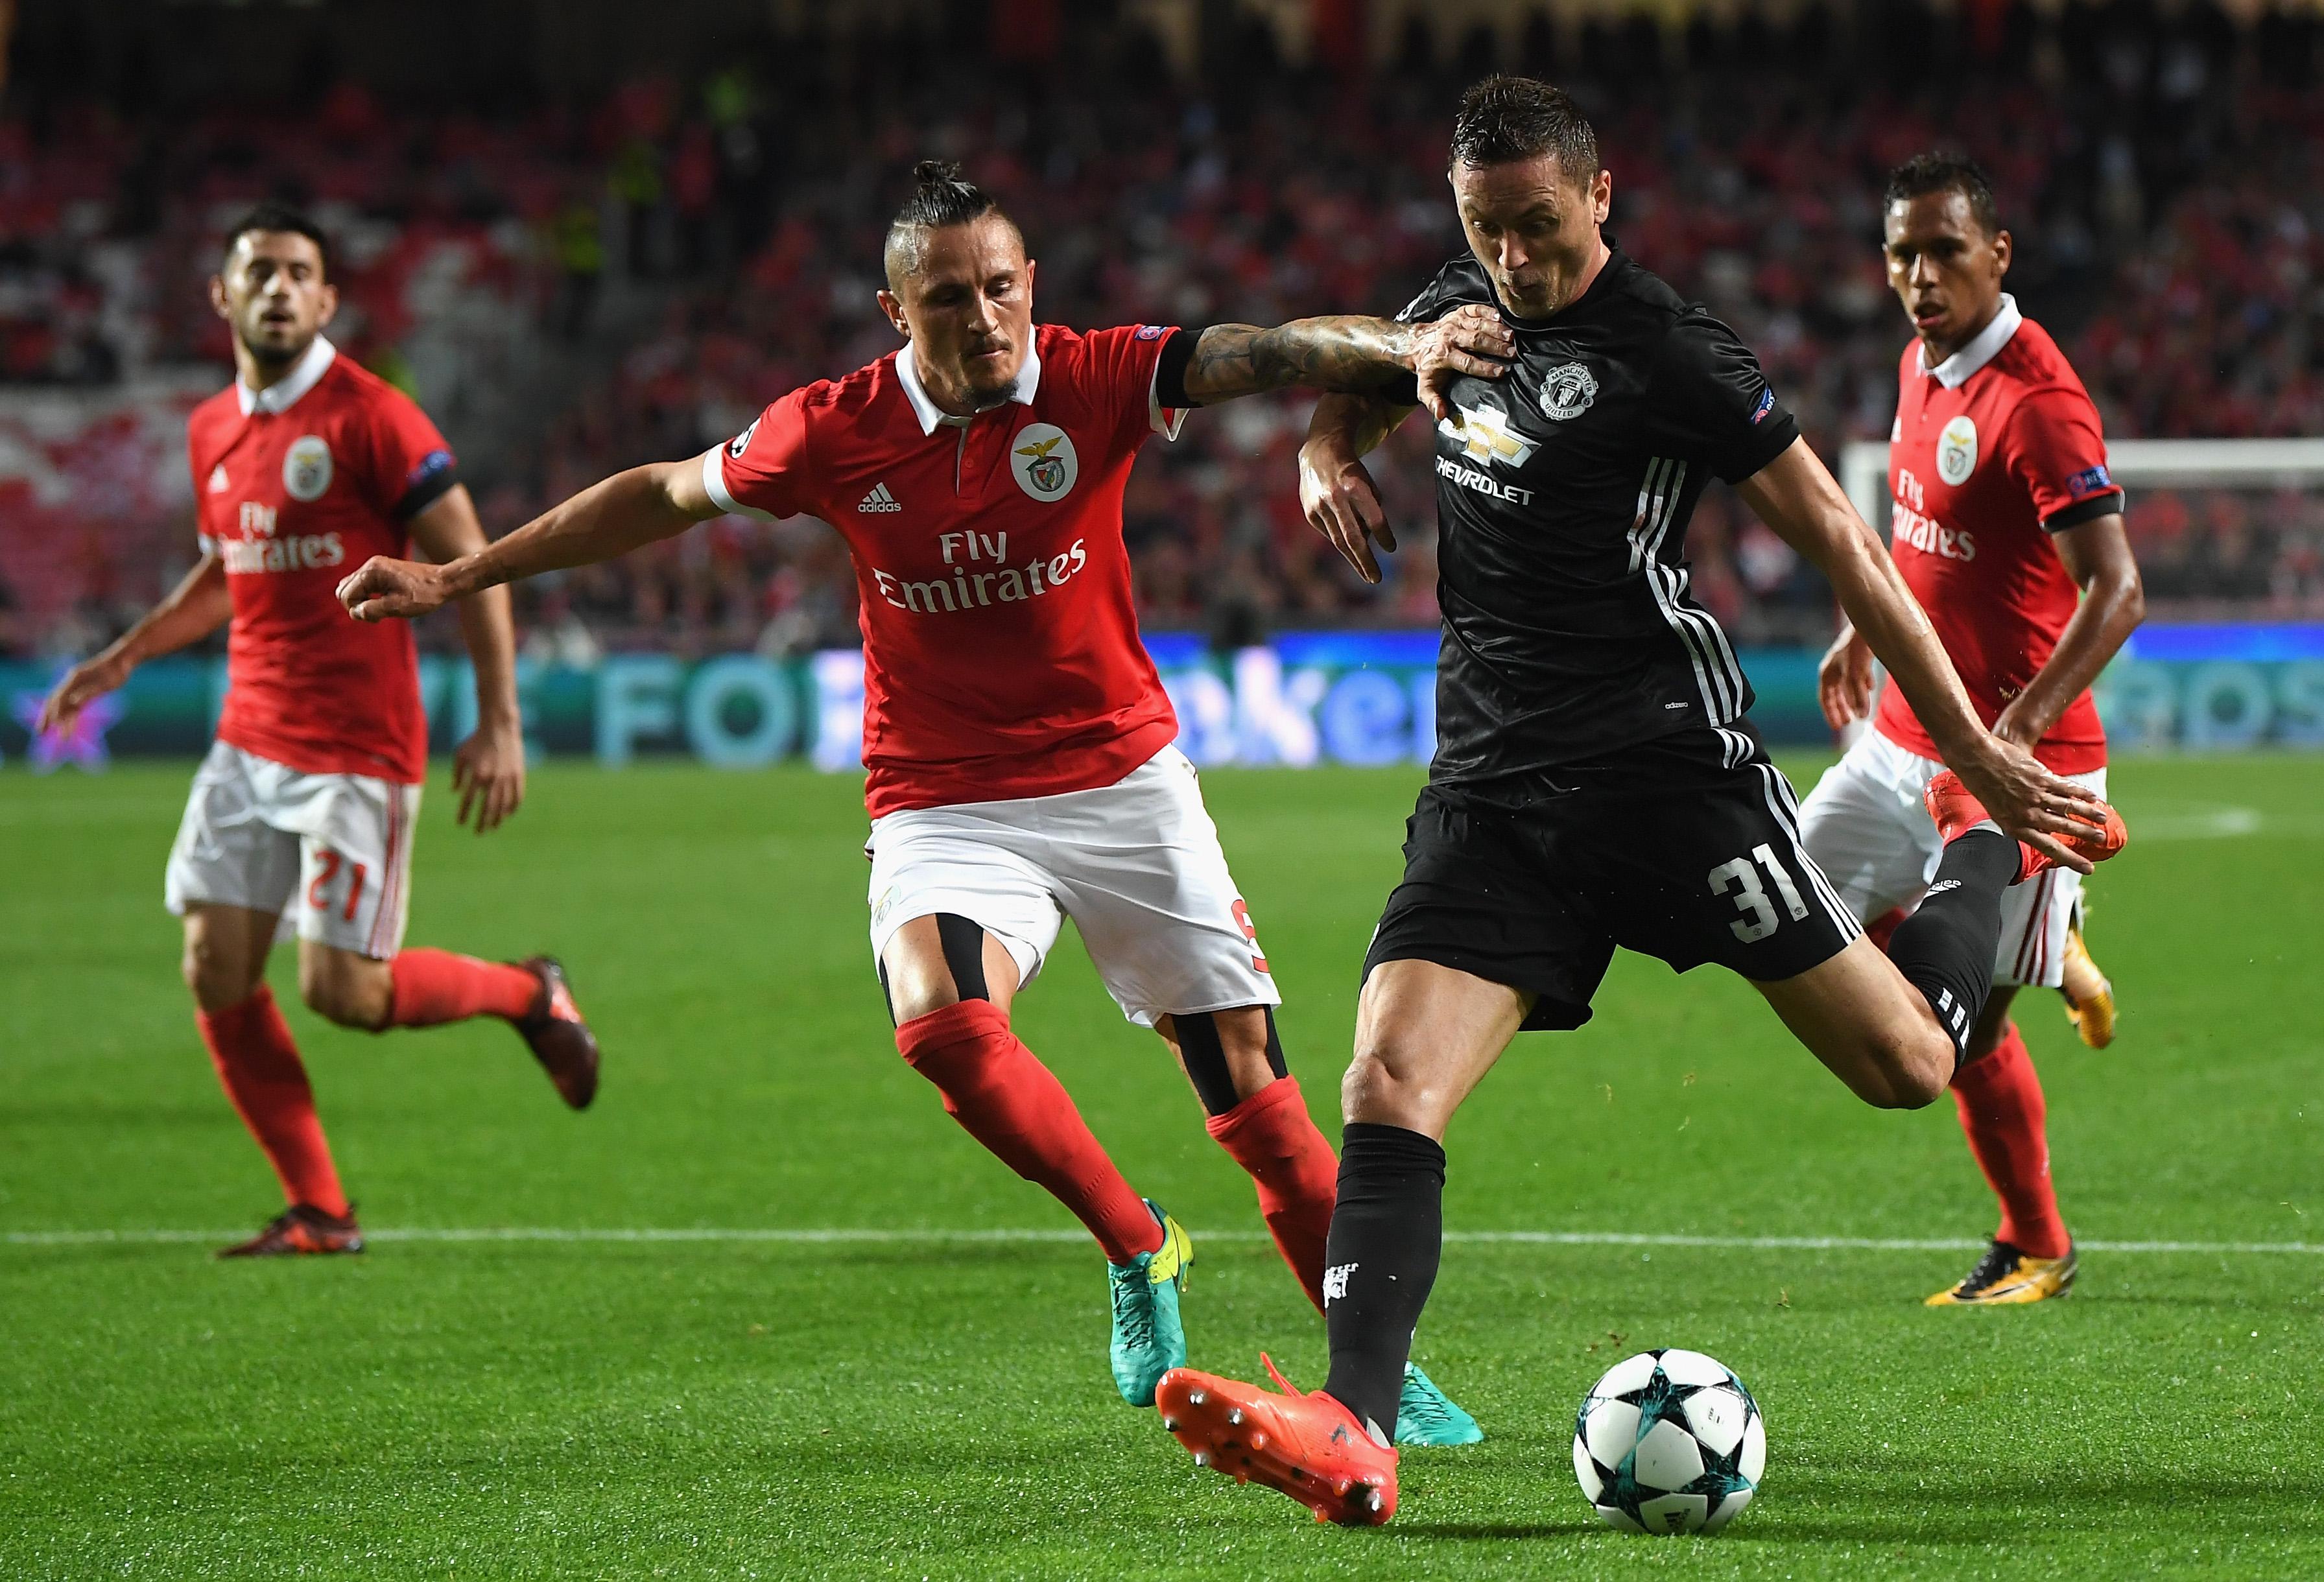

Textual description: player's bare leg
[297,941,600,1109]
[882,914,1187,1404]
[1751,936,1956,1110]
[1154,1002,1481,1446]
[1929,987,2077,1305]
[1160,960,1523,1518]
[184,904,362,1257]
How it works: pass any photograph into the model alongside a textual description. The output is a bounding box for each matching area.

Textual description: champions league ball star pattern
[1572,1348,1766,1534]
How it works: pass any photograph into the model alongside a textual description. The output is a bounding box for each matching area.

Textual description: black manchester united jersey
[1392,244,1800,803]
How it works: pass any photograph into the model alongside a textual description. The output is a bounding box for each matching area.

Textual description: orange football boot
[1156,1355,1398,1526]
[1924,770,2126,882]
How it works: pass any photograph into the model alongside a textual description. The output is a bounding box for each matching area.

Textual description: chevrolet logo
[1438,402,1538,469]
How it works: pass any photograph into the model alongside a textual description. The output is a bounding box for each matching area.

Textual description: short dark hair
[223,202,331,276]
[883,159,1020,286]
[1883,152,2002,237]
[1449,75,1598,183]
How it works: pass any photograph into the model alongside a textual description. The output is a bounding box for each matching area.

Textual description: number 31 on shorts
[1707,846,1810,943]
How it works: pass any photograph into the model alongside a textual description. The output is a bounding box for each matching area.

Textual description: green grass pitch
[3,753,2318,1579]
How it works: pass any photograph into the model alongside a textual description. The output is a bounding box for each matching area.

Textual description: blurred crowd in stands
[5,0,2324,665]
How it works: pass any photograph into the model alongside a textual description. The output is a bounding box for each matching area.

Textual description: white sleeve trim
[1147,359,1187,442]
[701,447,776,522]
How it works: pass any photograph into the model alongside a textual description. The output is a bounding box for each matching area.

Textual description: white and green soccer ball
[1572,1348,1765,1534]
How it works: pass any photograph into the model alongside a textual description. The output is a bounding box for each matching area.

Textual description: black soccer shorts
[1362,724,1862,1031]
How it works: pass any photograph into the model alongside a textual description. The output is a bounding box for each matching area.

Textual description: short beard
[240,324,311,372]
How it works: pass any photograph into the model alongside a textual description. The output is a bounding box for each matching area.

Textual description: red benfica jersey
[188,337,460,785]
[706,322,1186,817]
[1875,298,2124,774]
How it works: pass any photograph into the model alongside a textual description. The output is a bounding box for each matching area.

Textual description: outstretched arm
[38,550,232,736]
[405,482,527,833]
[339,458,720,622]
[1734,438,2111,872]
[1178,305,1512,408]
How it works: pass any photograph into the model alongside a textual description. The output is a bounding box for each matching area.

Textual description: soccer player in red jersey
[337,163,1504,1437]
[39,206,602,1258]
[1799,154,2144,1305]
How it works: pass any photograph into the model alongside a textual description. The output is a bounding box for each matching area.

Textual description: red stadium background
[3,0,2319,754]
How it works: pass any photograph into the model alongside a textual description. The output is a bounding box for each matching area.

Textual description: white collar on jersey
[1918,294,2022,389]
[894,338,1043,436]
[235,335,338,416]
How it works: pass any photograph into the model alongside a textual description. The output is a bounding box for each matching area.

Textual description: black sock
[1890,829,2020,1066]
[1321,1122,1445,1440]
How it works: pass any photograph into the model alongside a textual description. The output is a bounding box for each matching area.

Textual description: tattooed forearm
[1180,317,1416,402]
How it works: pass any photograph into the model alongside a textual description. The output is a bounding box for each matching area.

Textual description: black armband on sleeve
[2042,490,2127,533]
[390,451,462,521]
[1152,326,1209,410]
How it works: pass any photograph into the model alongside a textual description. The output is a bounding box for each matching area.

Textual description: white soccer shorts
[1797,729,2104,989]
[864,744,1281,1027]
[164,741,419,960]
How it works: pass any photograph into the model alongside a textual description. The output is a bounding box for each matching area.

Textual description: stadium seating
[3,0,2320,659]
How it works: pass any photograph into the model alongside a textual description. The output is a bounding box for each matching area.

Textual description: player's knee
[298,957,388,1031]
[1854,1026,1950,1110]
[181,928,254,1011]
[1341,1037,1430,1129]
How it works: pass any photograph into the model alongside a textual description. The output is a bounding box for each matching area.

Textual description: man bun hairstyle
[1450,75,1599,183]
[223,201,331,276]
[884,159,1021,285]
[1884,152,2002,237]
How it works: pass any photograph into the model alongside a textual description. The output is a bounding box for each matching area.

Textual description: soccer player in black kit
[1152,77,2127,1526]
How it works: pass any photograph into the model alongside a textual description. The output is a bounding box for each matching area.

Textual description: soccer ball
[1572,1348,1765,1534]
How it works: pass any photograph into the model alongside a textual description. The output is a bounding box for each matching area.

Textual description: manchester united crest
[1537,362,1599,423]
[1010,423,1078,501]
[282,434,333,502]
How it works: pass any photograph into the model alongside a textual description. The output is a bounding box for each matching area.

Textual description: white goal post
[1840,437,2324,536]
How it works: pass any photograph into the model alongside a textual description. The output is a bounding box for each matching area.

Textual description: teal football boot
[1395,1360,1484,1446]
[1107,1200,1193,1406]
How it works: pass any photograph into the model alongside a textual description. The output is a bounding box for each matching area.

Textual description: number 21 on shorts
[1707,845,1810,943]
[307,849,368,923]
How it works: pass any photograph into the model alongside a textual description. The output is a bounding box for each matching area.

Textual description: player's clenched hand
[36,652,130,737]
[1817,626,1876,729]
[1299,439,1396,585]
[337,557,449,622]
[1954,740,2113,875]
[452,720,525,834]
[1411,304,1513,424]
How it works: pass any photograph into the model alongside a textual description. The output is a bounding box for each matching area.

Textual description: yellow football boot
[1926,1239,2078,1306]
[2059,925,2115,1048]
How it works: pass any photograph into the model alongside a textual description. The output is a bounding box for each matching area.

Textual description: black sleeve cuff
[1152,327,1206,410]
[1716,413,1801,485]
[391,462,461,522]
[2043,490,2126,532]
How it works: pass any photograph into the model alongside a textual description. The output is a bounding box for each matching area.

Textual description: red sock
[386,949,539,1027]
[895,1000,1163,1266]
[1950,1022,2070,1258]
[196,986,348,1218]
[1206,1075,1339,1314]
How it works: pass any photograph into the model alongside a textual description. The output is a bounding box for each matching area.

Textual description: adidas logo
[208,464,230,493]
[858,482,902,514]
